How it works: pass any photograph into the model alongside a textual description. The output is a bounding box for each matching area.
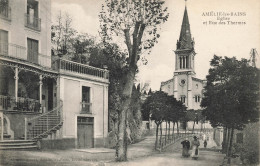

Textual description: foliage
[232,143,259,165]
[51,12,76,55]
[89,43,127,131]
[51,12,95,64]
[201,55,260,130]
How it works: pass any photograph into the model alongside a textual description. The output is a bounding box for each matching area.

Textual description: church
[160,4,211,131]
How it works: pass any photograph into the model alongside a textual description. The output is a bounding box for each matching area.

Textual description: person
[181,138,190,157]
[191,136,200,160]
[204,140,207,148]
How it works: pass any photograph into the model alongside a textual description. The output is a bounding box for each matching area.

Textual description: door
[77,117,94,148]
[0,30,8,55]
[27,38,38,64]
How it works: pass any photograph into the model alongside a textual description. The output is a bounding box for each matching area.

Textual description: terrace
[0,42,51,68]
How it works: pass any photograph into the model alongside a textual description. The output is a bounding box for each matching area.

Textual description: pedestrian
[181,138,190,157]
[191,136,200,160]
[203,140,207,148]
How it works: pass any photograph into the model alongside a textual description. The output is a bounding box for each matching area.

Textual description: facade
[160,5,212,131]
[0,0,109,149]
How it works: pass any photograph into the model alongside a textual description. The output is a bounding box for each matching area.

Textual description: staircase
[0,140,38,150]
[26,102,63,140]
[0,103,63,150]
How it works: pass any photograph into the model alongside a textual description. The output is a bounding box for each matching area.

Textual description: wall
[5,113,41,139]
[60,75,108,148]
[0,0,52,67]
[191,79,204,110]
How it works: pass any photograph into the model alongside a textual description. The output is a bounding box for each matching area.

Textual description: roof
[176,6,194,50]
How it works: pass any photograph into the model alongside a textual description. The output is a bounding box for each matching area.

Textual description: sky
[52,0,260,90]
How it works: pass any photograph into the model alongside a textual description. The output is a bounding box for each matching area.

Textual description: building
[0,0,109,149]
[160,4,212,131]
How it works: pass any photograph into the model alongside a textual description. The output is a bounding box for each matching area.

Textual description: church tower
[175,5,195,73]
[173,4,196,109]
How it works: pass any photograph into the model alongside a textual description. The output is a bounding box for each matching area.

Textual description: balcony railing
[81,102,92,114]
[0,95,41,113]
[0,42,51,68]
[0,5,11,21]
[54,58,109,80]
[25,13,41,31]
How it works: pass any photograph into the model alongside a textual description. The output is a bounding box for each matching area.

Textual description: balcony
[0,42,51,68]
[0,4,11,21]
[54,58,109,81]
[0,95,41,113]
[81,102,92,114]
[25,13,41,31]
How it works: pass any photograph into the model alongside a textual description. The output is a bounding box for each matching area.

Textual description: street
[108,150,224,166]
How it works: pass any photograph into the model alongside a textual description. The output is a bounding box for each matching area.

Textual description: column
[173,75,178,99]
[0,112,3,140]
[187,74,193,109]
[39,75,43,109]
[14,67,19,102]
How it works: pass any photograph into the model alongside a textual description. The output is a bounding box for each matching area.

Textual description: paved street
[107,150,224,166]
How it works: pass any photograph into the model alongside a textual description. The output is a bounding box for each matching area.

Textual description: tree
[142,91,168,149]
[201,55,260,164]
[99,0,169,161]
[89,43,127,133]
[51,12,76,56]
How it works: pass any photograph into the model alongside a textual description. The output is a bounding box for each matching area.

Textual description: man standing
[181,138,190,157]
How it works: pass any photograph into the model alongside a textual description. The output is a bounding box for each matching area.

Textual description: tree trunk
[168,122,171,140]
[227,128,234,164]
[172,122,175,140]
[116,103,128,161]
[116,68,136,161]
[165,121,167,143]
[192,120,195,133]
[177,122,179,135]
[226,128,231,156]
[222,127,228,154]
[155,124,159,150]
[160,123,162,148]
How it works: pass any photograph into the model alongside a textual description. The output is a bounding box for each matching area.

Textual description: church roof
[176,6,194,50]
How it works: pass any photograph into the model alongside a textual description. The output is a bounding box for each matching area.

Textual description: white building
[0,0,108,149]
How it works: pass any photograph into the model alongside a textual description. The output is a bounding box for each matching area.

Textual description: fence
[54,58,109,79]
[155,130,196,152]
[0,42,51,68]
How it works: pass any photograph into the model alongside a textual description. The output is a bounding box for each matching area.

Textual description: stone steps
[0,140,38,150]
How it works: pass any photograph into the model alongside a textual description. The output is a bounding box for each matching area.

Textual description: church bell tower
[173,3,196,109]
[174,5,196,74]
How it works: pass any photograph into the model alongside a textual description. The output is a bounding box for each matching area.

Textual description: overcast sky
[52,0,260,90]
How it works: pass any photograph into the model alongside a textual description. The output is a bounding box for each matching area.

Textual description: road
[107,150,224,166]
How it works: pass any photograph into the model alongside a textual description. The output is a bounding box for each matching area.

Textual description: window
[0,0,11,20]
[0,30,8,55]
[81,86,91,113]
[236,133,243,144]
[27,38,38,64]
[180,96,186,103]
[195,95,201,102]
[25,0,40,31]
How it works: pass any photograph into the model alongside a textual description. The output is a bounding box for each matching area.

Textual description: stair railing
[24,100,63,140]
